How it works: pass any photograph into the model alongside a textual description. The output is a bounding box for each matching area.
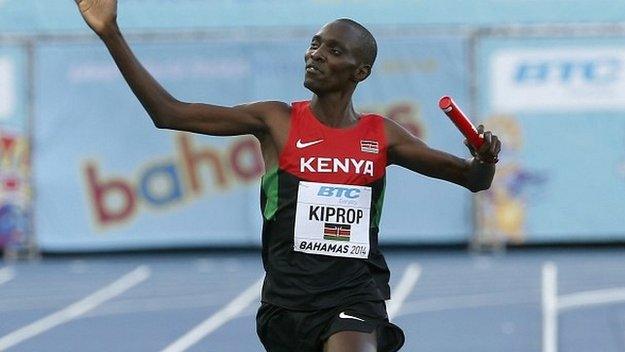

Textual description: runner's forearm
[99,25,178,127]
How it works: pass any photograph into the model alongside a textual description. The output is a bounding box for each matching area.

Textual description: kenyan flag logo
[323,223,351,241]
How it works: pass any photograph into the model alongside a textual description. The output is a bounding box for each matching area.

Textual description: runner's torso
[260,100,391,310]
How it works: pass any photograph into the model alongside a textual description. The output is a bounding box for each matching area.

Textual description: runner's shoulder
[374,115,403,144]
[235,100,291,121]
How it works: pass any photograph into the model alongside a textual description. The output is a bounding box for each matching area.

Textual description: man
[74,1,501,351]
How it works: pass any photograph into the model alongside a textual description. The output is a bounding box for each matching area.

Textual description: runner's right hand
[74,0,118,36]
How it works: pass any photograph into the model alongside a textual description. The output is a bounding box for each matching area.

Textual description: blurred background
[1,1,625,351]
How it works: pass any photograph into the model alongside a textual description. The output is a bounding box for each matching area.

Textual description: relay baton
[438,96,484,149]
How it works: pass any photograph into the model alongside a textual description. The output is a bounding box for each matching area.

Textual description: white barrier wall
[3,1,625,250]
[32,35,473,251]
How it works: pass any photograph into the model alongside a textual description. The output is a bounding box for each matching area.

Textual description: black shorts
[256,300,405,352]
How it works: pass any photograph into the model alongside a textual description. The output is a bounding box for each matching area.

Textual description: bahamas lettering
[296,240,368,258]
[83,134,263,228]
[298,240,350,254]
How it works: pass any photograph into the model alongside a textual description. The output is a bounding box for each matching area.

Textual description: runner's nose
[310,46,325,62]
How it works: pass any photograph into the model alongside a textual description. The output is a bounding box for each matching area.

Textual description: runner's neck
[310,94,360,128]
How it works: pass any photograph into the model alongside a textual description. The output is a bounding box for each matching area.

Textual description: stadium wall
[1,1,624,251]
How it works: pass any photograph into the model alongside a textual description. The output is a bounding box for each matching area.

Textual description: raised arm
[74,0,280,136]
[386,119,500,192]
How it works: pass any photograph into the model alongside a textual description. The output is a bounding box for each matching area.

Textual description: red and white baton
[438,96,484,149]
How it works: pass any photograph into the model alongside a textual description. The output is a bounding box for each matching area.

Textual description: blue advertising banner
[476,37,625,243]
[0,46,27,130]
[35,40,264,250]
[34,34,471,251]
[0,45,31,250]
[2,0,625,34]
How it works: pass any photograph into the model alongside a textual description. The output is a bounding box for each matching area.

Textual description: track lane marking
[558,287,625,310]
[0,265,150,350]
[387,263,421,320]
[160,275,264,352]
[542,262,557,352]
[395,291,538,317]
[0,267,15,286]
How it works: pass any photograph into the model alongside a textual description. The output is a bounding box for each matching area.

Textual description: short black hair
[334,18,377,67]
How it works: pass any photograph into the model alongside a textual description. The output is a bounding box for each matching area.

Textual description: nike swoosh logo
[296,139,324,149]
[339,312,365,322]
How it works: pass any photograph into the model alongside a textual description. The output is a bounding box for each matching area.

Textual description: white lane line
[542,262,557,352]
[394,291,538,317]
[0,265,151,351]
[558,287,625,311]
[161,275,264,352]
[387,263,421,320]
[0,267,15,286]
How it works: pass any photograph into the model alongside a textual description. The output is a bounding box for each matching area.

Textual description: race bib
[293,181,371,259]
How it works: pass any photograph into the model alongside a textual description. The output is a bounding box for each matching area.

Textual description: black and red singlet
[260,100,390,310]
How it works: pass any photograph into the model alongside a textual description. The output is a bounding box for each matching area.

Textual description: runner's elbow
[467,180,491,193]
[151,114,170,129]
[148,101,183,129]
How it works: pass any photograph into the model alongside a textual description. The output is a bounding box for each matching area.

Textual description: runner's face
[304,22,363,94]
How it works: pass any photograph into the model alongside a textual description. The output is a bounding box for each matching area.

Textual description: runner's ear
[353,64,371,82]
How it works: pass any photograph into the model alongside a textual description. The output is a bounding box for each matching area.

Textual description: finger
[477,144,489,156]
[474,132,490,156]
[483,131,492,145]
[477,124,484,135]
[493,140,501,156]
[464,140,477,156]
[490,136,499,155]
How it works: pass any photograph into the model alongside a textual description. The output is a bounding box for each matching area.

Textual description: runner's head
[304,19,377,95]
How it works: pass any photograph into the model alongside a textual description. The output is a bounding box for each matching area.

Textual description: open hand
[74,0,118,36]
[464,125,501,164]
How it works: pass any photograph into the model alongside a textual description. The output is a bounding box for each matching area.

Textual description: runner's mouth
[305,64,322,74]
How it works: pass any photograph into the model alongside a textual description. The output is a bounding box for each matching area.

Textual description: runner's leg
[323,330,377,352]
